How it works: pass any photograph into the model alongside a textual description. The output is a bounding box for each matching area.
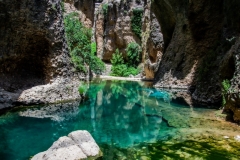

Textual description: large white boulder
[32,131,102,160]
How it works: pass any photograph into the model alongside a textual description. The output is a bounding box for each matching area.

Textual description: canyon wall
[94,0,164,78]
[152,0,240,121]
[83,0,240,121]
[0,0,82,109]
[1,0,240,122]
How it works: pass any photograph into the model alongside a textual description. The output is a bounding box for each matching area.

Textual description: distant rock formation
[32,130,102,160]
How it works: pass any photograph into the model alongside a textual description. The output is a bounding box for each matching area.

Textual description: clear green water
[0,79,239,160]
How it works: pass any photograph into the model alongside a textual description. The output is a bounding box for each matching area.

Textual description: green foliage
[111,49,124,66]
[89,56,105,74]
[131,9,143,38]
[78,83,88,95]
[61,1,65,12]
[86,79,106,98]
[222,79,231,93]
[91,42,97,55]
[110,81,125,99]
[126,42,142,67]
[110,46,141,77]
[102,4,108,17]
[111,64,139,77]
[122,66,139,76]
[110,64,128,76]
[221,79,231,106]
[64,12,105,74]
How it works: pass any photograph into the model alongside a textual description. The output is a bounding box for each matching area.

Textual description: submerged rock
[32,130,102,160]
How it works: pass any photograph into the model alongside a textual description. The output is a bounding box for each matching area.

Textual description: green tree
[131,9,143,38]
[110,48,139,77]
[64,12,105,74]
[126,42,142,67]
[111,49,124,66]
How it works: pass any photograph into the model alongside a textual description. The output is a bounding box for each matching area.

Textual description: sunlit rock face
[62,0,165,78]
[32,130,102,160]
[142,0,164,79]
[93,0,164,78]
[95,0,143,61]
[64,0,95,28]
[0,0,81,108]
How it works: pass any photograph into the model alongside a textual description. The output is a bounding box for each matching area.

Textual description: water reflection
[19,79,172,148]
[19,101,81,122]
[0,79,173,159]
[16,79,170,147]
[1,80,240,159]
[81,79,171,147]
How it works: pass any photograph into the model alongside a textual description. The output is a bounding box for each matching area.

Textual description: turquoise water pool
[0,79,239,160]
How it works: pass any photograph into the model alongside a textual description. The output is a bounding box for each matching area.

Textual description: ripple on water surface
[0,79,240,160]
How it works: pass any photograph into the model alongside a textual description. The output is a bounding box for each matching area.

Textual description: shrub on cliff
[131,9,143,38]
[222,79,231,107]
[126,42,142,67]
[78,83,88,95]
[110,48,139,77]
[64,12,105,74]
[111,49,124,66]
[102,4,108,17]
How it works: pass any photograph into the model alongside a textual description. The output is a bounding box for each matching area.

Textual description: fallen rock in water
[32,130,102,160]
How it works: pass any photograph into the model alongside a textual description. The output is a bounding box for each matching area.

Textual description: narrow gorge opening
[0,35,50,92]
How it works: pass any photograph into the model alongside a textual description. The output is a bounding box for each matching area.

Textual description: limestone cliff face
[0,0,81,109]
[142,0,164,79]
[151,0,240,121]
[74,0,240,122]
[96,0,142,61]
[224,37,240,123]
[64,0,95,28]
[2,0,240,123]
[70,0,164,78]
[94,0,164,79]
